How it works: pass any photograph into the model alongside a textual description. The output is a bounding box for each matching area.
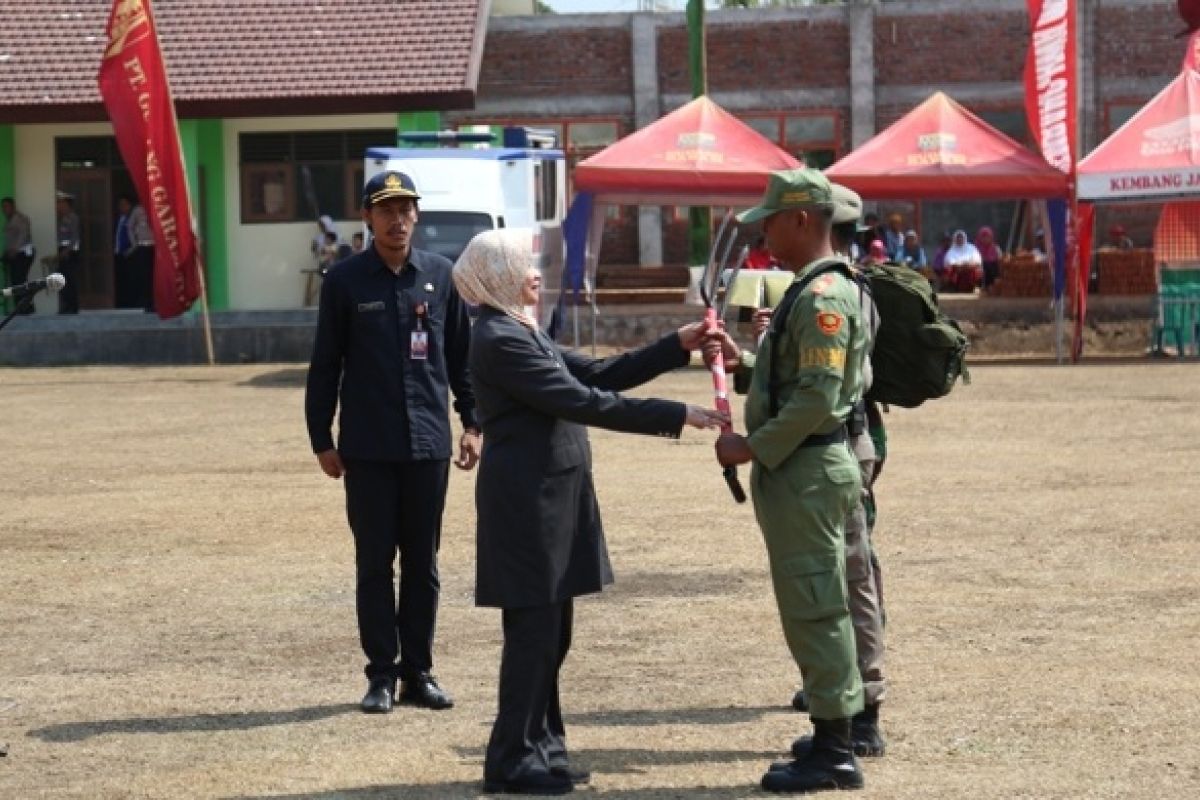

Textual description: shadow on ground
[238,367,308,388]
[563,705,777,727]
[27,703,358,743]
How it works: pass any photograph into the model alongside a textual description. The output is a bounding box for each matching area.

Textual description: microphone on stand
[2,273,66,299]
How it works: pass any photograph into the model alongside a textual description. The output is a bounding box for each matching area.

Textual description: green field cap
[830,183,864,226]
[737,167,835,224]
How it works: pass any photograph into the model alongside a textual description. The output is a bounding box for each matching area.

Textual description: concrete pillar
[631,13,663,267]
[847,0,878,150]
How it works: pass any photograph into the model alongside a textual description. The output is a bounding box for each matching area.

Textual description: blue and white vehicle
[364,127,567,328]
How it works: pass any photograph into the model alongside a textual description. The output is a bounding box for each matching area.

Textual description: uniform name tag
[410,330,429,360]
[357,301,385,312]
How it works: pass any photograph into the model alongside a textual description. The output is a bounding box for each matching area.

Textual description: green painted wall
[0,125,14,203]
[396,111,442,147]
[179,119,230,310]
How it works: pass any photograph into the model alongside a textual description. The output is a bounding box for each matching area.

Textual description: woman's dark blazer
[468,306,689,609]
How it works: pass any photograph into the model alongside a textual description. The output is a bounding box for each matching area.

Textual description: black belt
[799,427,847,448]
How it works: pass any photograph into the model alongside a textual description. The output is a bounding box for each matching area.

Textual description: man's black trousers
[343,458,449,682]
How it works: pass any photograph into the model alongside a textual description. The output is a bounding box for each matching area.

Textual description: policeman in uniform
[2,197,34,314]
[55,191,81,314]
[305,170,481,714]
[712,168,869,793]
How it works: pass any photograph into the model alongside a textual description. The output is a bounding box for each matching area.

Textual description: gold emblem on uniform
[781,191,813,204]
[385,174,403,190]
[800,347,845,369]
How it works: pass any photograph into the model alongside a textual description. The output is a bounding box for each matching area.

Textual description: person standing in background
[55,191,81,315]
[2,197,35,314]
[113,195,135,308]
[126,196,155,312]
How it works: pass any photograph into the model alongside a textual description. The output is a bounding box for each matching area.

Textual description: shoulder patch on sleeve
[816,311,844,336]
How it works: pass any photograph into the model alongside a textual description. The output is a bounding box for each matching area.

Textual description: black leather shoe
[360,677,394,714]
[550,765,591,785]
[792,688,809,712]
[398,673,454,710]
[483,771,573,795]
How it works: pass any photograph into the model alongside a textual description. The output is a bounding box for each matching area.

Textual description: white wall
[222,114,394,310]
[13,121,115,315]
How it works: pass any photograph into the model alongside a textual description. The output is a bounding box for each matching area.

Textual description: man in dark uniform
[305,170,481,714]
[55,191,81,314]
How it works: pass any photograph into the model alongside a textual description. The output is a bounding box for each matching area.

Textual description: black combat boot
[849,702,885,757]
[762,717,863,793]
[784,703,885,761]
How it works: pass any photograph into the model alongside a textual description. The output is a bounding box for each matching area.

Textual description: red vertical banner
[97,0,199,319]
[1024,0,1077,174]
[1025,0,1084,359]
[1184,28,1200,71]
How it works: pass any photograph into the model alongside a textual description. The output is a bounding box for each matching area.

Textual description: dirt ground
[1,360,1198,799]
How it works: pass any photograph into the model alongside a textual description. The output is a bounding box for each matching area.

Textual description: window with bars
[239,129,394,223]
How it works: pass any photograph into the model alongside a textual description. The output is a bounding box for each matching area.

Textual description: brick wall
[1096,4,1182,81]
[874,9,1029,87]
[477,27,631,97]
[657,20,850,96]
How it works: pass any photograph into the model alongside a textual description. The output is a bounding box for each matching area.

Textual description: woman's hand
[684,405,729,430]
[676,321,711,351]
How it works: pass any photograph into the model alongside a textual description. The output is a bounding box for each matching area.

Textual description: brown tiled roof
[0,0,490,123]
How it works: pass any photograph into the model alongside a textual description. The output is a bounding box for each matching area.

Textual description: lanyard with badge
[411,301,429,360]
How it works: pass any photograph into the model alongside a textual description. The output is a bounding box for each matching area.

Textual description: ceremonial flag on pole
[97,0,200,320]
[1024,0,1084,360]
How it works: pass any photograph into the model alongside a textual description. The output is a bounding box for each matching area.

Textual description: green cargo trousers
[752,442,864,721]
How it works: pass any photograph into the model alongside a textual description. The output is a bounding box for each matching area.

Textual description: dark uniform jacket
[469,307,688,609]
[305,245,476,461]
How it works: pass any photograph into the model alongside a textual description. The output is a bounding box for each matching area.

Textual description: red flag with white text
[1025,0,1084,358]
[97,0,199,319]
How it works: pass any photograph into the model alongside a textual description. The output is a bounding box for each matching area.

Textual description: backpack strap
[768,257,854,417]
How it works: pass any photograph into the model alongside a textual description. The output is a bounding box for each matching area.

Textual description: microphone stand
[0,293,36,334]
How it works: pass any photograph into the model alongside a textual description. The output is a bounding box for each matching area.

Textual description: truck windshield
[411,211,495,262]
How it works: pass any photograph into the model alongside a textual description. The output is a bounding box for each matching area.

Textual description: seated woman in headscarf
[975,226,1004,291]
[452,229,725,796]
[943,229,983,293]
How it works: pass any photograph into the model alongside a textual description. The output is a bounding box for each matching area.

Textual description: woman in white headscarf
[943,229,983,293]
[453,228,724,795]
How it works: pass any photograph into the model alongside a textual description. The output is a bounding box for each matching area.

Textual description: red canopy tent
[826,92,1069,199]
[1077,69,1200,202]
[557,96,800,342]
[573,95,800,206]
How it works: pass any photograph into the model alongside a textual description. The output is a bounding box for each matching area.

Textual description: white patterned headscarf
[453,229,538,329]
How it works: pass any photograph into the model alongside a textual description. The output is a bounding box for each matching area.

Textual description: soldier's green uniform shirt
[735,256,869,720]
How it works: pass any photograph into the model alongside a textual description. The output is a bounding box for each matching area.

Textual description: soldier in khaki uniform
[787,184,887,758]
[712,168,869,793]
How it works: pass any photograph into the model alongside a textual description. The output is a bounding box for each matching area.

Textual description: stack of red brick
[992,255,1051,298]
[1097,250,1156,295]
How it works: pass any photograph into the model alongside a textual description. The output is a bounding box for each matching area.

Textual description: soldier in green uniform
[711,168,869,793]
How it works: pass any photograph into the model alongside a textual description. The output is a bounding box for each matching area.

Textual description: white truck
[364,127,567,329]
